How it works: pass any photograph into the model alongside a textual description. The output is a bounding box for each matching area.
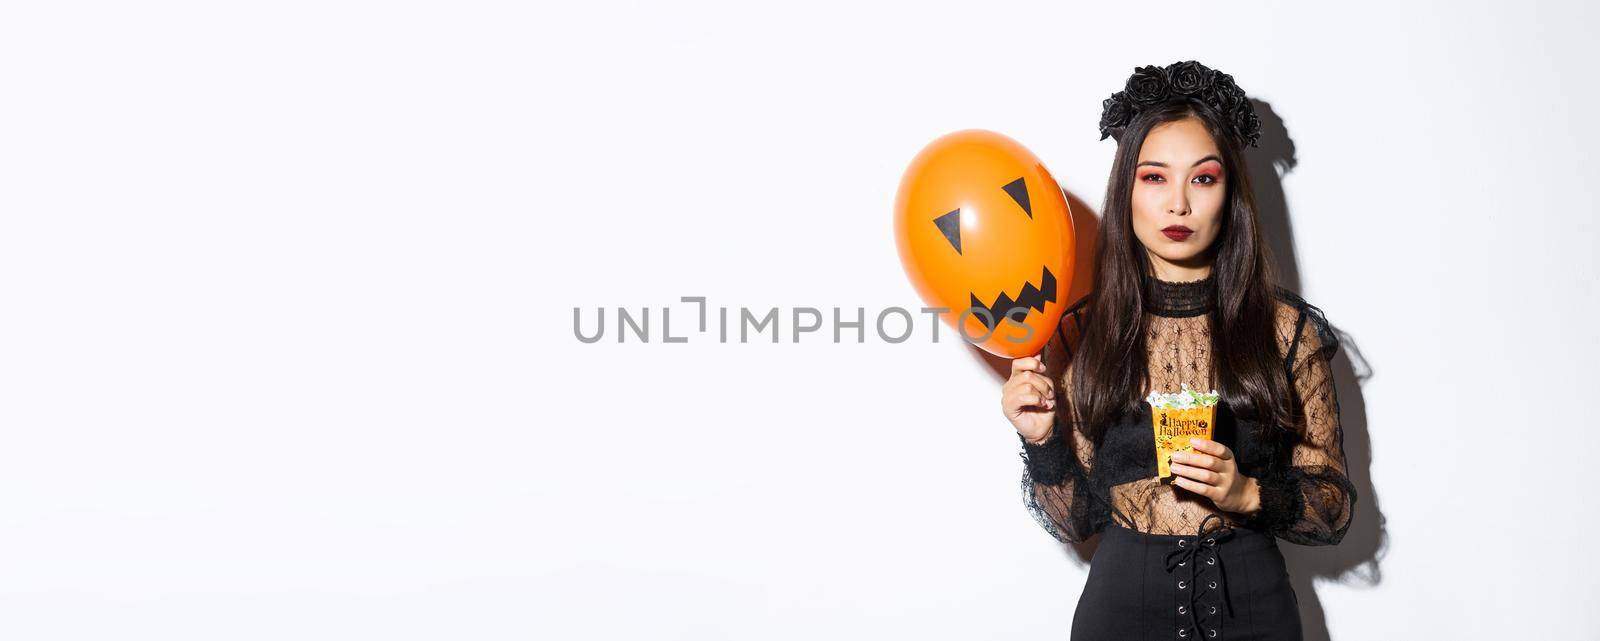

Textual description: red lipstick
[1161,225,1193,241]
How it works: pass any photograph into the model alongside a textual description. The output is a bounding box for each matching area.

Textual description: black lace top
[1016,272,1357,546]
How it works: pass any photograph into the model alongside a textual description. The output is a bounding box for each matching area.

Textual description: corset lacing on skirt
[1163,513,1235,639]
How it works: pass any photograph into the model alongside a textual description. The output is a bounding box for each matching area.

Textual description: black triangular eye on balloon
[1003,177,1031,218]
[933,208,962,254]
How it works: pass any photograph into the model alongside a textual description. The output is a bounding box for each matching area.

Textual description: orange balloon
[893,129,1077,358]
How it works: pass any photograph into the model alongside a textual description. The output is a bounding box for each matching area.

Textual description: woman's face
[1130,116,1227,277]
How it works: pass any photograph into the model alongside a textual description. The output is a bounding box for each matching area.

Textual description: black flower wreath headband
[1097,60,1261,148]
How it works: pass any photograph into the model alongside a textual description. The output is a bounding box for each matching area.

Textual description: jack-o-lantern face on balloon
[894,130,1077,358]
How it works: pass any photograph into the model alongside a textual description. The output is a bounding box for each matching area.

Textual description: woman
[1000,61,1357,641]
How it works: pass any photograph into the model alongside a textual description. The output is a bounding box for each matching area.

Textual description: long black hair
[1067,99,1300,445]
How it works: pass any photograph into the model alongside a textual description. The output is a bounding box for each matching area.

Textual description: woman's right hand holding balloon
[1002,354,1056,445]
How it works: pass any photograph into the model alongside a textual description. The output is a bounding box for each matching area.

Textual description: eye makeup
[1136,167,1223,185]
[1191,168,1222,185]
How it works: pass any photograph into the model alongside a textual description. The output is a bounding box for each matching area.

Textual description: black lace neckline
[1143,271,1216,318]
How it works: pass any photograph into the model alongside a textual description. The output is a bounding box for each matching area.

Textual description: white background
[1,1,1594,639]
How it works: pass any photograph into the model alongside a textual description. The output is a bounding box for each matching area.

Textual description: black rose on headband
[1124,65,1171,105]
[1097,91,1132,141]
[1232,107,1262,147]
[1166,61,1215,95]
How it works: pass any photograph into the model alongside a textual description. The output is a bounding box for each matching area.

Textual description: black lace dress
[1016,272,1356,641]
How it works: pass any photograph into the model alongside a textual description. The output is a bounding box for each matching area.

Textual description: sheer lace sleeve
[1017,306,1110,544]
[1243,298,1359,546]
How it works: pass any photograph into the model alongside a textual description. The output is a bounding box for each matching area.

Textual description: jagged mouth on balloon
[968,265,1057,330]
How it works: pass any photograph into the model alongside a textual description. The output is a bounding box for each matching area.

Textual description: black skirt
[1072,514,1302,641]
